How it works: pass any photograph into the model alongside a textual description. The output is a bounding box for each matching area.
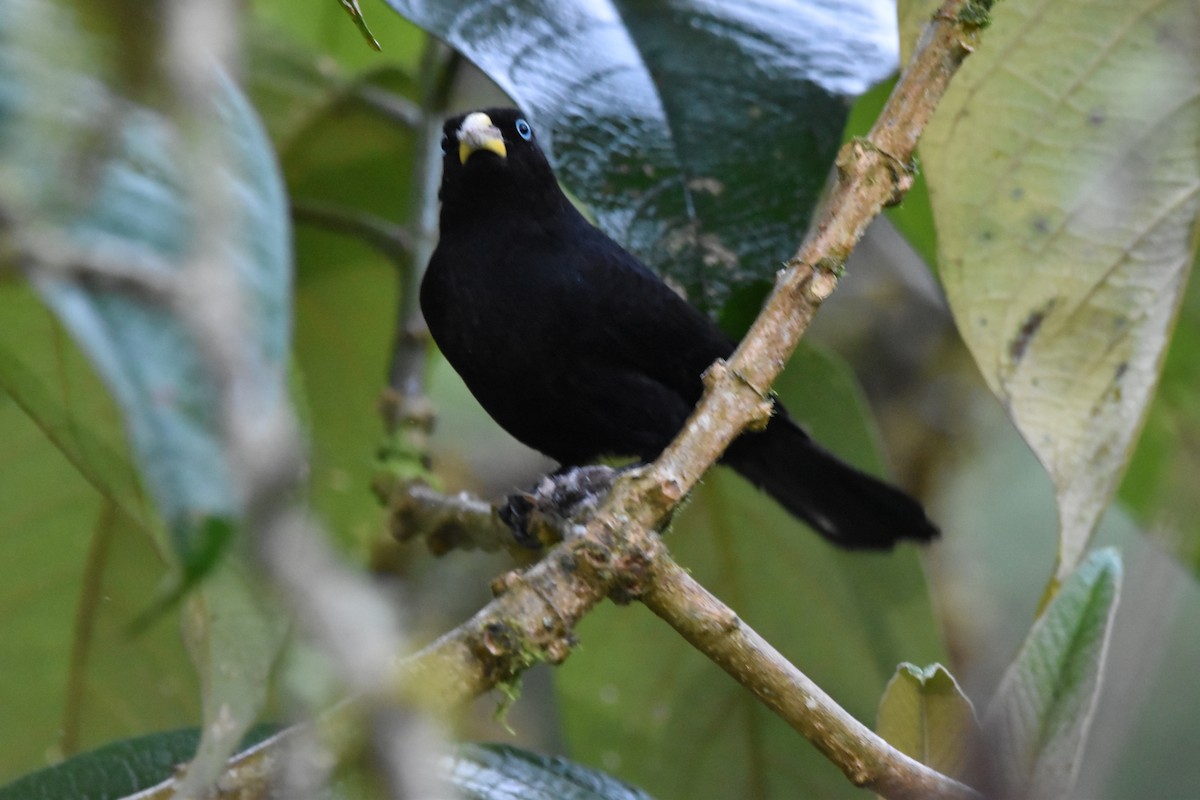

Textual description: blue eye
[515,119,533,140]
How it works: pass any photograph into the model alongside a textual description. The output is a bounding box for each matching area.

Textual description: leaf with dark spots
[1008,301,1055,365]
[383,0,898,315]
[907,0,1200,580]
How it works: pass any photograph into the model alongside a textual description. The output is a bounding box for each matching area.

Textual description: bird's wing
[567,224,737,406]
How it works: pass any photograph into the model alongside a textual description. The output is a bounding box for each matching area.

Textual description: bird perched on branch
[420,107,937,549]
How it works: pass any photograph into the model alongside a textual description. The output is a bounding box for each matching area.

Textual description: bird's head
[438,107,564,221]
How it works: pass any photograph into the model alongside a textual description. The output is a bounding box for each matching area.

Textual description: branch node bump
[702,359,772,408]
[809,260,841,300]
[490,569,522,597]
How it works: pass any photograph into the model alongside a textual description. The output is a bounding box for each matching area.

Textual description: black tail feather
[723,416,938,550]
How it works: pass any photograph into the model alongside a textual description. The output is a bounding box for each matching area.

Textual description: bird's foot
[499,464,622,549]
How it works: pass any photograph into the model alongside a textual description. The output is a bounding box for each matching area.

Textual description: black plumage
[420,107,937,549]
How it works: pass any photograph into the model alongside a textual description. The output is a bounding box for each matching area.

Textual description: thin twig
[383,482,527,557]
[291,201,414,261]
[386,41,459,405]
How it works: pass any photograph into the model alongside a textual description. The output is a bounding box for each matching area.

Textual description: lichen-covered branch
[396,509,663,708]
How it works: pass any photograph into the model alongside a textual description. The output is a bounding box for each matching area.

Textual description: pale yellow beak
[457,112,507,164]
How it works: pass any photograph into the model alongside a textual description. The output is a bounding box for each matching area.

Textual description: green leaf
[557,344,944,799]
[446,743,655,800]
[0,0,294,788]
[0,287,200,782]
[382,0,898,315]
[0,0,293,560]
[984,548,1123,800]
[908,0,1200,581]
[876,663,977,781]
[0,725,279,800]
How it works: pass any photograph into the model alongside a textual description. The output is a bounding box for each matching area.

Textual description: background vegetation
[0,0,1197,798]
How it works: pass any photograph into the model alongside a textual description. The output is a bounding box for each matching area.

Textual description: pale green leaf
[876,663,978,780]
[984,548,1123,799]
[0,286,198,782]
[912,0,1200,580]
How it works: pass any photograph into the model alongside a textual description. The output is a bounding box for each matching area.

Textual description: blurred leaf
[244,21,424,554]
[557,344,943,799]
[0,0,293,788]
[983,548,1122,800]
[908,0,1200,582]
[446,743,655,800]
[0,725,279,800]
[0,286,199,782]
[382,0,898,315]
[876,663,977,781]
[0,0,293,560]
[177,557,289,796]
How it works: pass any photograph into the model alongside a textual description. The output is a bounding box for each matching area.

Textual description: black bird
[420,108,937,549]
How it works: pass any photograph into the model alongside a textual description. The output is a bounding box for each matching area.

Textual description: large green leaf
[0,0,294,788]
[983,548,1122,799]
[0,725,279,800]
[556,345,943,799]
[0,0,293,557]
[381,0,898,315]
[0,290,200,783]
[903,0,1200,582]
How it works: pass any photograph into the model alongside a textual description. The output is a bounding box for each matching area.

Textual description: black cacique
[420,107,938,549]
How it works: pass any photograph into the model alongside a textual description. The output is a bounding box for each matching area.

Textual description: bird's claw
[499,464,623,549]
